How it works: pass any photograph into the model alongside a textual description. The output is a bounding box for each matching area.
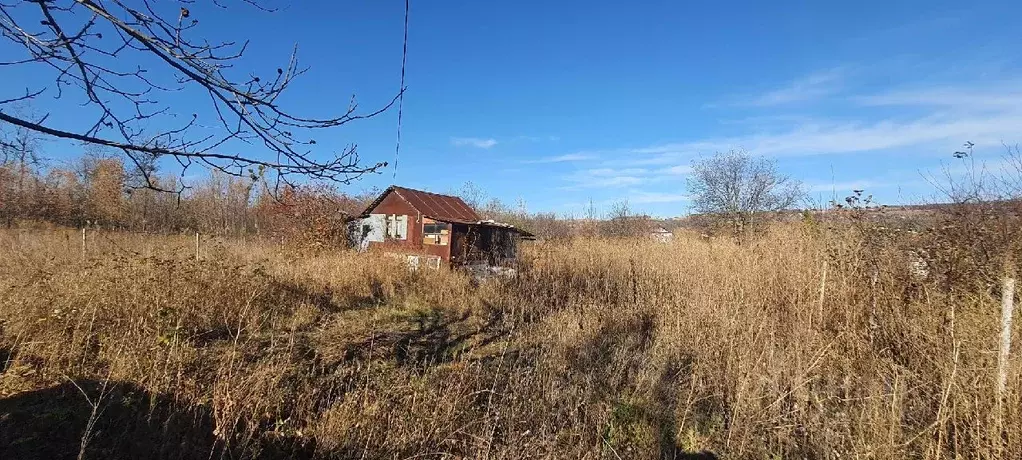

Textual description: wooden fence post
[997,278,1015,426]
[816,260,828,328]
[81,227,86,258]
[195,232,200,261]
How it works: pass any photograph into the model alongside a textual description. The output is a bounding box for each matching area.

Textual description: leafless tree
[0,109,44,226]
[0,106,43,166]
[456,181,485,212]
[602,200,650,238]
[688,150,803,236]
[0,0,406,193]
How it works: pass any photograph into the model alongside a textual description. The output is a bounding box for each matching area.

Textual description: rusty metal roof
[477,220,536,239]
[363,185,481,224]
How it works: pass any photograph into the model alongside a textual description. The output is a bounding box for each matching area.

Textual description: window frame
[386,214,407,240]
[422,221,449,245]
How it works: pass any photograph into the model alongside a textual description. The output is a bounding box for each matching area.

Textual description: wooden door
[450,225,466,265]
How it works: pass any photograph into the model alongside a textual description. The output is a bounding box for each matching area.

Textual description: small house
[349,186,534,268]
[651,226,674,243]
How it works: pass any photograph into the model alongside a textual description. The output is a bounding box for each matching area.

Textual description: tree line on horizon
[0,144,662,242]
[3,111,815,244]
[0,134,375,242]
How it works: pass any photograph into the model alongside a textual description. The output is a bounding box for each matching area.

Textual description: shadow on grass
[0,380,313,460]
[0,346,12,374]
[675,451,719,459]
[332,305,511,370]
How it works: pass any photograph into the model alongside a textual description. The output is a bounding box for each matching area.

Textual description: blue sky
[3,1,1022,217]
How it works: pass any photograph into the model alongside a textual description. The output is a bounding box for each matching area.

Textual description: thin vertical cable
[393,0,409,180]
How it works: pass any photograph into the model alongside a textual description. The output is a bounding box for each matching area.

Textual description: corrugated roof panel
[360,186,535,236]
[385,186,481,223]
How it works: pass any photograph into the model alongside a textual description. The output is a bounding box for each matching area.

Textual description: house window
[386,214,407,240]
[423,222,449,245]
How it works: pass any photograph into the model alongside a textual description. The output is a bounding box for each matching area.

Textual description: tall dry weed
[0,223,1020,459]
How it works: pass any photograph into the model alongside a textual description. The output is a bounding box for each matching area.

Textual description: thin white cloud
[587,168,649,177]
[855,84,1022,109]
[724,68,846,107]
[561,167,648,190]
[663,164,692,175]
[515,135,562,143]
[554,67,1022,211]
[526,153,596,163]
[451,137,498,148]
[568,176,646,189]
[557,86,1022,199]
[627,112,1022,161]
[559,164,692,191]
[627,191,689,204]
[807,180,881,193]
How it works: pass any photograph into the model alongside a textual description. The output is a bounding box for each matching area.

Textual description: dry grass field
[1,220,1020,459]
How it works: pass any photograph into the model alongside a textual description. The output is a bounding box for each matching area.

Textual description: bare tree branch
[0,0,407,192]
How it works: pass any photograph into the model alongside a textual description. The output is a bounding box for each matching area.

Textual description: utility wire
[392,0,409,180]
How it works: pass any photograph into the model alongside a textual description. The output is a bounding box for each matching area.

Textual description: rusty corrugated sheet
[394,186,480,223]
[362,186,480,224]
